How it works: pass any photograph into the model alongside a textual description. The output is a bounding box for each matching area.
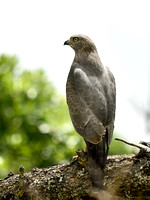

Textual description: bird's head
[64,34,97,54]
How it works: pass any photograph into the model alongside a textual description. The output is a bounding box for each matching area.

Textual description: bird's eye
[73,37,79,42]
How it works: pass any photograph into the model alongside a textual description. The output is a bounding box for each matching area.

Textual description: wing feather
[66,63,111,143]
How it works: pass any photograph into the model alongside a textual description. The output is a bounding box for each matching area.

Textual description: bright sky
[0,0,150,143]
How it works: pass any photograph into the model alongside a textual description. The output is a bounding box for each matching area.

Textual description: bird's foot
[72,155,78,161]
[71,145,87,161]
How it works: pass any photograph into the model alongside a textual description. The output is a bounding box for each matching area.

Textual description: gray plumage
[64,34,116,188]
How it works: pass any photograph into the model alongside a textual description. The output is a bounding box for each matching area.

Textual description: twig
[115,138,145,150]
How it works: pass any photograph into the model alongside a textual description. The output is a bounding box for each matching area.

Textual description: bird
[64,34,116,188]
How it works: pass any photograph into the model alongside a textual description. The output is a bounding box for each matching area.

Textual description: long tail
[84,130,109,188]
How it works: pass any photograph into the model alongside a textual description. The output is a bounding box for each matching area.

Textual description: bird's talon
[72,155,78,161]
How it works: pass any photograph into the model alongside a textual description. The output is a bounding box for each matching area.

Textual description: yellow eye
[73,37,79,42]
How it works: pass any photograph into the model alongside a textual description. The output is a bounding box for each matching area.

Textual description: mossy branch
[0,144,150,199]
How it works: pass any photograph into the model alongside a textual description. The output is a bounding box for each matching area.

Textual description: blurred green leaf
[0,54,85,178]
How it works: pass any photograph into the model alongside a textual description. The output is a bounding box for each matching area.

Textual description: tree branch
[115,137,143,149]
[0,147,150,200]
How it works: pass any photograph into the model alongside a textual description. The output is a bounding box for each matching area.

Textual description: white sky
[0,0,150,143]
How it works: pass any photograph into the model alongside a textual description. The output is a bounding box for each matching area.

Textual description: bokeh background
[0,0,150,178]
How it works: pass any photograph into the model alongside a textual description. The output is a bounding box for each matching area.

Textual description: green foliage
[0,54,85,178]
[109,135,135,155]
[0,54,131,179]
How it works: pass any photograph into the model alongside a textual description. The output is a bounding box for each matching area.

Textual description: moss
[1,153,150,199]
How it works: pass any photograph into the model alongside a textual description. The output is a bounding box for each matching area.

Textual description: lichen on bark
[0,150,150,200]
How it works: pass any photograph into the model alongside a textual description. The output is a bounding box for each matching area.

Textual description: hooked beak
[64,40,70,45]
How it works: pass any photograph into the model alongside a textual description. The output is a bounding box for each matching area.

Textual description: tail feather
[85,130,109,188]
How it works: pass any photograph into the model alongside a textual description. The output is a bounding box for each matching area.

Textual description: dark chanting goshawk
[64,34,116,188]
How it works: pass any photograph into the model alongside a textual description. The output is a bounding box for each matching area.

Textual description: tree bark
[0,149,150,200]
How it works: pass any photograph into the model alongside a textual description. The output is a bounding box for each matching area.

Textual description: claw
[72,155,78,160]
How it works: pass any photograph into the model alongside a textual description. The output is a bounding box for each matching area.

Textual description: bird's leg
[72,145,87,160]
